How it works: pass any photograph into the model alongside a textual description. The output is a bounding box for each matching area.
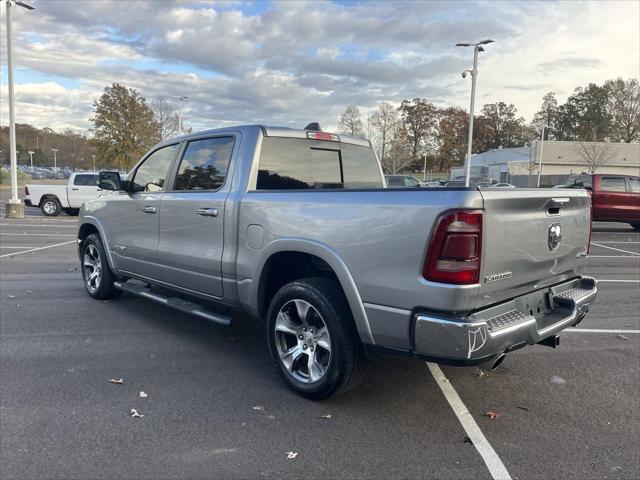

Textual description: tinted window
[387,176,403,186]
[404,176,420,187]
[131,144,179,193]
[257,138,382,190]
[628,177,640,193]
[73,174,97,186]
[576,174,592,188]
[601,177,627,192]
[174,137,234,191]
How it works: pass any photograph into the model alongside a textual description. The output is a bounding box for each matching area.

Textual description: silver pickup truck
[78,124,597,399]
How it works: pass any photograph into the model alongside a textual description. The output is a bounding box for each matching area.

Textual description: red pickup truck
[572,174,640,230]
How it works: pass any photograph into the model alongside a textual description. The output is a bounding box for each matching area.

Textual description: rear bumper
[413,276,597,364]
[24,199,33,207]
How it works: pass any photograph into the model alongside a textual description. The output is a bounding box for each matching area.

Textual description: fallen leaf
[463,436,474,445]
[476,369,489,379]
[109,378,124,384]
[320,414,332,419]
[8,295,16,299]
[139,391,148,398]
[516,405,529,411]
[252,405,265,411]
[130,408,144,418]
[485,411,499,420]
[286,452,298,459]
[616,334,630,341]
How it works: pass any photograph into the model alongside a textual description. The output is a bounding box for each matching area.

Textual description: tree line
[338,78,639,174]
[2,78,637,173]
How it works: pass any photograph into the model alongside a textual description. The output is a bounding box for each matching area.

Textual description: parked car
[385,175,424,188]
[569,174,640,230]
[78,124,597,399]
[24,172,101,216]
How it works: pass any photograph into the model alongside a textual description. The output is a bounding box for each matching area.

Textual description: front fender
[248,237,375,345]
[78,215,117,272]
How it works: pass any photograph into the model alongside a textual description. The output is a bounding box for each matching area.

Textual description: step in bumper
[413,276,597,362]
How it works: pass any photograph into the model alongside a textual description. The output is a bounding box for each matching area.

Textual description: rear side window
[628,177,640,192]
[601,177,627,192]
[174,137,234,191]
[257,138,383,190]
[73,174,97,186]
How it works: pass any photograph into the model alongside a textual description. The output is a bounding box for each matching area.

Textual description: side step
[114,281,231,327]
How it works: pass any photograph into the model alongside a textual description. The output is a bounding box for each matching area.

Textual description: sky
[0,0,638,135]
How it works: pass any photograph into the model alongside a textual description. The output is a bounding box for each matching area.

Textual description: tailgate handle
[547,197,569,215]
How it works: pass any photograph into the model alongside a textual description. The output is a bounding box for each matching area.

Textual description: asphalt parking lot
[1,192,638,480]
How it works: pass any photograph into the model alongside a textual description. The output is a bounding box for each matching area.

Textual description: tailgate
[477,188,591,309]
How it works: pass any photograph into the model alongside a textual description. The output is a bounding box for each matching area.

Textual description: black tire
[80,233,122,300]
[266,277,366,400]
[631,222,640,232]
[40,196,62,216]
[64,208,80,216]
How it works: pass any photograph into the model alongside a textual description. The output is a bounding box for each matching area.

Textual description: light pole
[170,95,188,133]
[3,0,34,218]
[28,150,34,169]
[51,148,58,169]
[456,39,494,187]
[536,125,549,188]
[92,154,97,171]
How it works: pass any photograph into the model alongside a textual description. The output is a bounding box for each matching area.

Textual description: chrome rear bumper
[413,276,597,363]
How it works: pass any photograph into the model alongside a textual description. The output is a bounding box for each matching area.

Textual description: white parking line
[564,329,640,334]
[593,241,640,244]
[590,243,639,256]
[427,362,511,480]
[0,240,76,258]
[0,223,78,228]
[588,255,639,258]
[0,233,75,237]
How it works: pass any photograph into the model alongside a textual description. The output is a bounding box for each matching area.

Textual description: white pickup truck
[24,172,102,216]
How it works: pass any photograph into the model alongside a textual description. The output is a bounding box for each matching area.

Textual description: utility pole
[4,0,34,218]
[456,39,494,187]
[536,125,548,188]
[92,154,97,171]
[51,148,58,169]
[170,96,188,133]
[28,150,34,169]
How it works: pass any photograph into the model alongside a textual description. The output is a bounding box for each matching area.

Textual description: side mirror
[574,180,584,187]
[98,171,122,191]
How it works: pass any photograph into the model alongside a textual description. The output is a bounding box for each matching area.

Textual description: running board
[114,281,231,327]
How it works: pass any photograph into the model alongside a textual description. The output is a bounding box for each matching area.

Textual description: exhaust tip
[491,353,506,371]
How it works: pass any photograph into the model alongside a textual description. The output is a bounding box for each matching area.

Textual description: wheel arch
[78,217,117,271]
[254,239,375,345]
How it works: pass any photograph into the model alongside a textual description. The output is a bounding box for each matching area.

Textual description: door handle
[141,206,157,214]
[71,188,79,191]
[196,208,218,217]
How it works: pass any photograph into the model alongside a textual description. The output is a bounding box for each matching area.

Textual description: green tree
[90,83,160,171]
[604,78,640,143]
[399,98,438,161]
[533,92,559,139]
[435,107,468,171]
[564,84,611,141]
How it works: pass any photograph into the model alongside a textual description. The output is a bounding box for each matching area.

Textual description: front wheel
[266,277,366,400]
[81,234,122,300]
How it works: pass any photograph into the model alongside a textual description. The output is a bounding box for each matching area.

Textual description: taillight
[307,131,339,142]
[24,186,29,195]
[423,210,483,284]
[587,204,593,254]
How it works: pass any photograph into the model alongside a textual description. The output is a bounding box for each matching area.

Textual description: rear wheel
[630,222,640,232]
[81,234,122,300]
[266,277,366,400]
[40,197,61,216]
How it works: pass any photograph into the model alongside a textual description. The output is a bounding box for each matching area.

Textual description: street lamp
[51,148,58,169]
[170,95,189,133]
[27,150,34,169]
[3,0,34,218]
[536,125,549,188]
[92,154,97,171]
[456,38,494,187]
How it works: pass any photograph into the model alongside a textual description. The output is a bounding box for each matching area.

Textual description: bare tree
[151,96,179,141]
[573,136,615,174]
[381,121,413,174]
[338,105,365,137]
[370,102,399,165]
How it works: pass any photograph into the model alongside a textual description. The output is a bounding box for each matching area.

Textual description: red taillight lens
[423,210,483,284]
[587,204,593,254]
